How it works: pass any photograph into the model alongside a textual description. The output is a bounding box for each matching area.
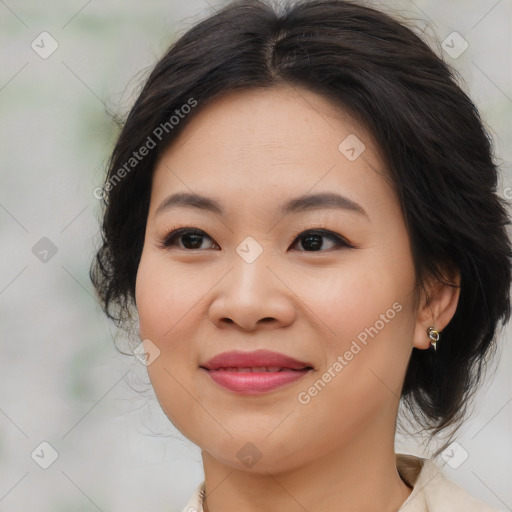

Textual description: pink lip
[200,349,313,395]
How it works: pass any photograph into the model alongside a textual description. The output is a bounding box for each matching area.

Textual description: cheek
[134,251,207,441]
[135,250,205,340]
[293,278,414,448]
[305,246,417,399]
[303,254,414,344]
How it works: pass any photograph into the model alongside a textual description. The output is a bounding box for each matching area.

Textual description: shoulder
[397,454,500,512]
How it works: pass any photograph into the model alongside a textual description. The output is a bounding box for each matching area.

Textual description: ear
[412,267,461,350]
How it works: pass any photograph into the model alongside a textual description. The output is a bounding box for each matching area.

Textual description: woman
[90,0,511,510]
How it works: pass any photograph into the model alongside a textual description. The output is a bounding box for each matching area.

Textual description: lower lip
[202,368,312,394]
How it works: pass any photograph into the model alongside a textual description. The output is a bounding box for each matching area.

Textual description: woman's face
[135,85,424,473]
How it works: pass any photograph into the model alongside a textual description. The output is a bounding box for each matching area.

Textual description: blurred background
[0,0,511,510]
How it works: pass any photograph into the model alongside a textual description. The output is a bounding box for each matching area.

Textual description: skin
[135,85,460,512]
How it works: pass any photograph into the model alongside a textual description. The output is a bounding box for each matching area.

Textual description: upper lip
[201,349,313,370]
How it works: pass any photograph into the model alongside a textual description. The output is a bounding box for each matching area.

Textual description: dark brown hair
[90,0,512,443]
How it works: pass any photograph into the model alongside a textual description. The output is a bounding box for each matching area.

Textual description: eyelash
[157,225,355,252]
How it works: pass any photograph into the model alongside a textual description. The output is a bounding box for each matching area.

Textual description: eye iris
[302,233,323,251]
[182,233,203,249]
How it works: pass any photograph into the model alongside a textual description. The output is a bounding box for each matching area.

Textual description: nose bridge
[230,236,273,299]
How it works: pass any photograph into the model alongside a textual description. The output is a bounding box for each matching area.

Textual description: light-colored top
[181,453,499,511]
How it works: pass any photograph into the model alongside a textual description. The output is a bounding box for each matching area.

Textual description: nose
[208,253,296,331]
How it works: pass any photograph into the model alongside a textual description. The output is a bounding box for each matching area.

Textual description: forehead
[157,85,377,165]
[149,85,394,220]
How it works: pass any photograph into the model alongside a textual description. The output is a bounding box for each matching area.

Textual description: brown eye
[162,228,218,250]
[290,229,352,252]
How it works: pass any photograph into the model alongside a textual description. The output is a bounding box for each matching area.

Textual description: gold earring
[427,327,440,351]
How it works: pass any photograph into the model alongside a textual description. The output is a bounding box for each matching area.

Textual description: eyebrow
[155,191,368,218]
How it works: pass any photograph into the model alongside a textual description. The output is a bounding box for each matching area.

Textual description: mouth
[200,350,314,394]
[201,349,314,371]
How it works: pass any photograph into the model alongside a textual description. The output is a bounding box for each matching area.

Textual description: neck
[201,422,412,512]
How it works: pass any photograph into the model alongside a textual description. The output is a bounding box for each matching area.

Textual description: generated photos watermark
[93,97,198,200]
[297,301,403,405]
